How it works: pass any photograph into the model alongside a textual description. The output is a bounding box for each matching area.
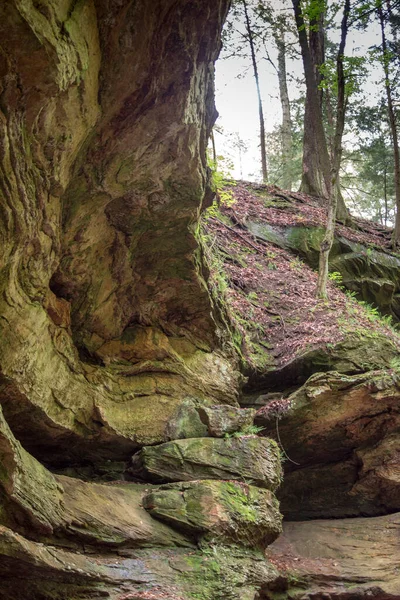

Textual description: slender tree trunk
[325,87,335,160]
[275,21,293,191]
[384,165,388,226]
[309,2,325,109]
[210,129,217,169]
[377,201,383,225]
[378,3,400,245]
[317,0,350,299]
[242,0,268,183]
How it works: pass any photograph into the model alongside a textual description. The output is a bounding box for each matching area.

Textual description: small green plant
[247,291,259,302]
[390,357,400,372]
[365,246,374,264]
[360,301,380,318]
[224,424,264,439]
[345,289,357,299]
[328,271,343,285]
[203,154,236,219]
[289,256,304,271]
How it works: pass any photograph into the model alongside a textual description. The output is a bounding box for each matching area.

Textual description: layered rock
[0,1,286,598]
[256,370,400,519]
[0,388,283,599]
[0,527,279,600]
[130,436,283,490]
[264,513,400,599]
[143,480,282,546]
[0,0,240,473]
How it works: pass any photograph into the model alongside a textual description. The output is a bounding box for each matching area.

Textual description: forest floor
[202,181,400,373]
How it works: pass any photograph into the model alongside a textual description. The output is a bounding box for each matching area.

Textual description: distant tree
[255,0,297,190]
[377,1,400,244]
[266,96,304,189]
[242,0,268,182]
[291,0,331,199]
[223,0,269,182]
[341,102,395,225]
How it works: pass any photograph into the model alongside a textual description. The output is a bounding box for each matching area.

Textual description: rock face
[0,0,240,472]
[2,2,400,599]
[131,437,283,490]
[256,370,400,520]
[143,480,282,546]
[264,513,400,599]
[0,2,285,598]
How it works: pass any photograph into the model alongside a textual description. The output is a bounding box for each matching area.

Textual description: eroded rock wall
[0,2,285,599]
[0,0,240,468]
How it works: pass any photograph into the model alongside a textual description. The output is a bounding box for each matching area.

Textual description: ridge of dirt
[223,181,394,251]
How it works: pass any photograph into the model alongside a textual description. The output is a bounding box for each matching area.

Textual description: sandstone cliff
[0,2,399,599]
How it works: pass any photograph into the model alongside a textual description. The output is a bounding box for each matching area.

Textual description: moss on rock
[143,480,282,547]
[131,437,282,491]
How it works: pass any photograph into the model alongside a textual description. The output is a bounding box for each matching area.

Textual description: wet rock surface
[264,512,400,599]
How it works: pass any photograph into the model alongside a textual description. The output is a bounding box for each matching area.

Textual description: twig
[276,417,300,466]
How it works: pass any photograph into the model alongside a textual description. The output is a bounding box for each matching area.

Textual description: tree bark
[317,0,350,298]
[384,165,388,226]
[275,20,293,191]
[243,0,268,182]
[378,3,400,245]
[292,0,331,200]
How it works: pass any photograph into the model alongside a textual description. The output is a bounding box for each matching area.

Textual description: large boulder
[197,404,256,437]
[130,437,283,490]
[143,480,282,547]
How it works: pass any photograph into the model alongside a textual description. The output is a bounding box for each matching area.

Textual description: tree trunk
[317,0,350,299]
[378,3,400,245]
[309,2,325,109]
[384,165,388,226]
[325,87,335,160]
[243,0,268,183]
[275,20,293,191]
[210,129,217,169]
[292,0,331,200]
